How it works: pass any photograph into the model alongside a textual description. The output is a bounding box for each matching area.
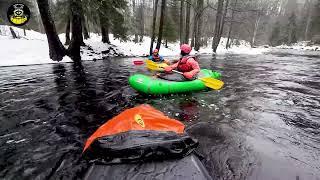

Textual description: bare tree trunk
[191,16,197,47]
[203,8,210,47]
[212,0,224,52]
[251,14,261,47]
[304,15,311,41]
[68,0,83,62]
[304,0,311,40]
[133,0,139,43]
[156,0,166,50]
[197,15,203,47]
[101,26,110,44]
[139,0,145,42]
[195,0,204,51]
[226,0,237,49]
[9,27,18,38]
[82,15,90,39]
[219,0,229,37]
[105,25,110,43]
[99,12,110,44]
[36,0,66,61]
[179,0,184,45]
[83,24,89,40]
[184,0,191,44]
[65,17,71,45]
[150,0,159,55]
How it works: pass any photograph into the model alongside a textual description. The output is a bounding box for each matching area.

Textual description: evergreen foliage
[163,15,177,43]
[270,21,281,46]
[310,0,320,38]
[52,0,128,41]
[286,12,297,44]
[162,0,179,43]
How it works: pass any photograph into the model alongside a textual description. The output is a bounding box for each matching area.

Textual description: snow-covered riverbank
[0,25,269,67]
[276,41,320,51]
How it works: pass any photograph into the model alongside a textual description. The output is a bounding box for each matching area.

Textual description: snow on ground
[1,25,268,67]
[276,41,320,51]
[212,38,269,55]
[82,34,270,60]
[0,25,72,67]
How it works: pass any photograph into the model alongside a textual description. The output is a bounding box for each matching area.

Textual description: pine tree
[156,0,166,50]
[168,0,179,32]
[150,0,159,55]
[163,15,178,47]
[109,0,128,41]
[179,0,184,45]
[212,0,224,52]
[270,21,281,46]
[65,17,71,45]
[58,0,129,43]
[68,0,83,62]
[194,0,204,51]
[310,0,320,43]
[100,0,128,40]
[287,12,297,44]
[184,0,191,44]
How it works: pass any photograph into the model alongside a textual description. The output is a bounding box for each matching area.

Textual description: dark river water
[0,49,320,180]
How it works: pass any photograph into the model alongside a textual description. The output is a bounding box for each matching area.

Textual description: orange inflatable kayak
[83,104,185,152]
[83,105,212,180]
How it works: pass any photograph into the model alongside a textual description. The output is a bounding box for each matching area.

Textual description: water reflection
[0,50,320,179]
[178,99,200,122]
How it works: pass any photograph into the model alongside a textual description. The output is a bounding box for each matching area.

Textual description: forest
[0,0,319,62]
[1,1,320,180]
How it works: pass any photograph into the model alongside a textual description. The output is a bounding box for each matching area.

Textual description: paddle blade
[199,77,224,90]
[133,60,144,65]
[146,63,161,71]
[146,60,167,71]
[146,60,156,66]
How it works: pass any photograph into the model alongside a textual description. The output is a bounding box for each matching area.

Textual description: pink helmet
[153,49,159,53]
[180,44,192,54]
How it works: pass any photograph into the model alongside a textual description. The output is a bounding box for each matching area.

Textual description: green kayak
[128,69,221,95]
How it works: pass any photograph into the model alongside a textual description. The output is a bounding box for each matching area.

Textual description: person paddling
[163,44,200,81]
[149,49,169,64]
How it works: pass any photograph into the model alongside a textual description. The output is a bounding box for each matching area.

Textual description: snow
[276,41,320,51]
[81,34,270,61]
[83,33,182,59]
[0,25,45,40]
[0,26,72,67]
[0,36,72,67]
[1,25,269,67]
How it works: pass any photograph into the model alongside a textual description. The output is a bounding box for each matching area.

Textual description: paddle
[166,67,224,91]
[133,60,144,65]
[171,70,224,90]
[140,60,224,90]
[133,59,168,68]
[146,60,168,71]
[147,60,224,90]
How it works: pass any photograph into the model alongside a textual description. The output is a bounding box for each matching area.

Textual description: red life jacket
[177,56,196,72]
[152,55,161,62]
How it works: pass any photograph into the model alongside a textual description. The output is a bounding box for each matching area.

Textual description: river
[0,49,319,180]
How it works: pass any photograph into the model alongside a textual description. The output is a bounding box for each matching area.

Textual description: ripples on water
[0,50,319,180]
